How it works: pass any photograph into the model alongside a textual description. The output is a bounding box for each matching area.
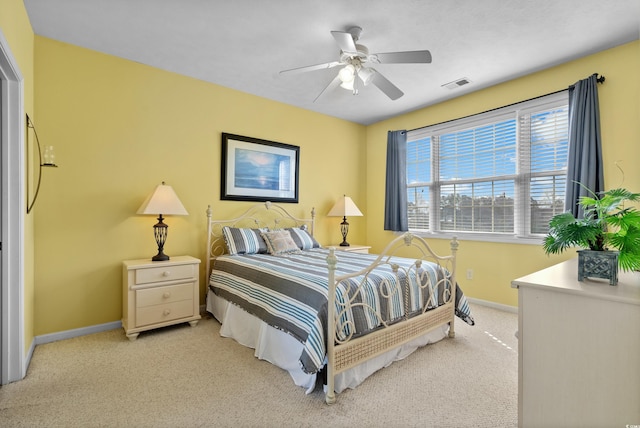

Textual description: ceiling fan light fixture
[358,67,375,86]
[338,64,355,83]
[340,79,355,91]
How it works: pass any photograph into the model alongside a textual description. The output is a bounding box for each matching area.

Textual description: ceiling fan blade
[371,50,432,64]
[370,70,404,100]
[280,61,342,75]
[331,31,357,55]
[313,75,342,103]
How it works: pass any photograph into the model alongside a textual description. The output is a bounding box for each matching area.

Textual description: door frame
[0,29,26,384]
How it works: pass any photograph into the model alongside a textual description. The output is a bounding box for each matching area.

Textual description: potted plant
[543,187,640,285]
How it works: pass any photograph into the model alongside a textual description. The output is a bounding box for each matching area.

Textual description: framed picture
[221,133,300,203]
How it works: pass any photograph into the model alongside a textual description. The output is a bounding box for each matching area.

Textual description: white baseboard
[467,297,518,314]
[33,308,211,347]
[34,321,122,345]
[23,339,36,378]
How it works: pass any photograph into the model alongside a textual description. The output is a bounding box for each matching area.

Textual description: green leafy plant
[543,187,640,271]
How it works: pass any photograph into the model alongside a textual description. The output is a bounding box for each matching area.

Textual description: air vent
[442,77,471,90]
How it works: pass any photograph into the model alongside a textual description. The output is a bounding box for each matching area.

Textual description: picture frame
[221,133,300,203]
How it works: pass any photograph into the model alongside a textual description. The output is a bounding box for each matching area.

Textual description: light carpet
[0,303,518,428]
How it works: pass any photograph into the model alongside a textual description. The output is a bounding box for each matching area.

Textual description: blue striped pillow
[286,227,321,250]
[222,227,268,255]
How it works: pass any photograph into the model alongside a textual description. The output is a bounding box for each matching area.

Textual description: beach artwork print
[221,133,299,203]
[234,148,291,191]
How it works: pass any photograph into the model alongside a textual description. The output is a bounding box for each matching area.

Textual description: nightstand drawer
[136,283,194,308]
[136,299,194,327]
[134,264,195,285]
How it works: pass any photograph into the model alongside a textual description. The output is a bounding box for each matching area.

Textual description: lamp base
[151,215,170,261]
[339,217,350,247]
[152,252,170,262]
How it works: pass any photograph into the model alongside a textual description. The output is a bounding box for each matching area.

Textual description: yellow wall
[0,0,36,353]
[366,41,640,308]
[33,37,366,334]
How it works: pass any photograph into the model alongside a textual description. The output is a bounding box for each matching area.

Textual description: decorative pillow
[455,286,475,326]
[222,227,268,255]
[286,226,321,250]
[261,230,301,255]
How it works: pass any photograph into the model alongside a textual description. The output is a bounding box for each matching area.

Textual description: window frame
[406,91,569,244]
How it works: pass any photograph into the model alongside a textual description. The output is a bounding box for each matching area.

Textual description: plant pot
[577,250,619,285]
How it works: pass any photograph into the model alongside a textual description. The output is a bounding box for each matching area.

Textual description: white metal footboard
[325,233,458,404]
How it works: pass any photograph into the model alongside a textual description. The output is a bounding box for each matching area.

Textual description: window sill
[407,230,545,246]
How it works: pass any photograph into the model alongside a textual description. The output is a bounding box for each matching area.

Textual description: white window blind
[406,91,568,240]
[407,137,431,230]
[523,106,569,234]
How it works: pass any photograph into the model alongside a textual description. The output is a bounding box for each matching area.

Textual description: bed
[205,202,474,404]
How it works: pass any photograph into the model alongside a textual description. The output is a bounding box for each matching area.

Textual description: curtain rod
[406,73,605,133]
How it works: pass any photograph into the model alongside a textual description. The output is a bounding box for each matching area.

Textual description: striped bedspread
[209,248,474,374]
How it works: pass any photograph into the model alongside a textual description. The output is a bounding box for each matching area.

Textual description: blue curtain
[384,130,408,231]
[565,74,604,218]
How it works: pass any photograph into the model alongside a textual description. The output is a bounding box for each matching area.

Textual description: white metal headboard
[205,201,316,277]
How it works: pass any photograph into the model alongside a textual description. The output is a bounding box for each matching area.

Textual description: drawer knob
[162,292,171,299]
[162,271,170,277]
[163,309,171,316]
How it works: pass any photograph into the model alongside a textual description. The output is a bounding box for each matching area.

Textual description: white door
[0,28,26,384]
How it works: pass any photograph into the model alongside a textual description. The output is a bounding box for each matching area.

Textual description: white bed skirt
[206,289,448,394]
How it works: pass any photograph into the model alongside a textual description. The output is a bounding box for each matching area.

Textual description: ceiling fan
[280,26,432,102]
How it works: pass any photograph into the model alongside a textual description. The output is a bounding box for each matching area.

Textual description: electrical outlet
[466,269,473,280]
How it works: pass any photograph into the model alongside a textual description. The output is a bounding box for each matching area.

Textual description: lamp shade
[137,182,188,216]
[327,195,363,217]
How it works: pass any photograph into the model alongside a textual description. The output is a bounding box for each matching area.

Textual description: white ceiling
[23,0,640,125]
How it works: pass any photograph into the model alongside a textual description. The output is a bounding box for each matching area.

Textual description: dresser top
[123,255,200,269]
[512,257,640,306]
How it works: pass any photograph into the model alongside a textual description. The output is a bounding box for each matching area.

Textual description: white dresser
[511,258,640,428]
[122,256,201,340]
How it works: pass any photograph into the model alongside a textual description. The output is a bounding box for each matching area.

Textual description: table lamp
[137,182,188,261]
[327,195,363,246]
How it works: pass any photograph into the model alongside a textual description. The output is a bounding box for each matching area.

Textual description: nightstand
[122,256,201,340]
[331,244,371,254]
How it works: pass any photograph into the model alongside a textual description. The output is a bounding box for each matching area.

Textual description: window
[406,92,568,241]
